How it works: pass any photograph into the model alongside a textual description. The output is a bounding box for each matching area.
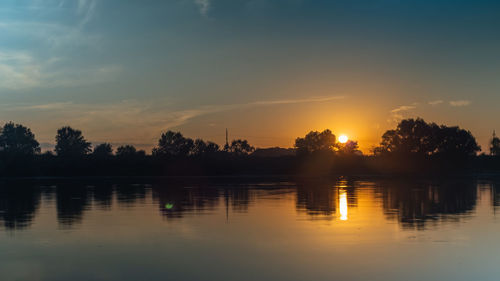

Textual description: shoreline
[1,172,500,183]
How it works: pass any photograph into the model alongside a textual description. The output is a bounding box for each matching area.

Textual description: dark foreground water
[1,177,500,281]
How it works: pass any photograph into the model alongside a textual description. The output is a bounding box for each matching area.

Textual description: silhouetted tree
[295,129,336,154]
[374,118,437,155]
[337,140,360,155]
[374,118,480,157]
[0,122,40,157]
[43,151,54,156]
[55,126,92,158]
[490,131,500,156]
[93,143,113,158]
[228,139,254,155]
[193,139,220,156]
[116,145,145,157]
[434,126,480,157]
[152,131,194,156]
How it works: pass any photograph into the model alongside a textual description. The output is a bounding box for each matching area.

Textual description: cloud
[77,0,97,27]
[428,100,443,106]
[449,100,471,107]
[16,102,74,110]
[0,1,116,91]
[391,104,416,113]
[0,49,122,90]
[147,95,346,129]
[0,51,42,89]
[195,0,210,16]
[2,95,345,145]
[389,103,417,122]
[0,20,97,50]
[251,96,345,106]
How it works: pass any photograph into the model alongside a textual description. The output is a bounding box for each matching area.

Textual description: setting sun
[338,135,348,144]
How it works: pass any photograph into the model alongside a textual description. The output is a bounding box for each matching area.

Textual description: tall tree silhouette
[375,118,437,155]
[490,131,500,156]
[93,143,113,158]
[228,139,254,155]
[192,139,220,156]
[152,131,194,156]
[375,118,480,157]
[116,145,145,157]
[0,122,40,157]
[337,140,360,155]
[55,126,92,158]
[435,126,481,157]
[295,129,336,154]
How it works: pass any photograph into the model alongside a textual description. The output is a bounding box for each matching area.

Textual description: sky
[1,0,500,153]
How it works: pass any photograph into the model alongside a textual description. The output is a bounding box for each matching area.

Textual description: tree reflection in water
[295,178,357,220]
[380,179,477,230]
[56,183,91,227]
[0,183,41,230]
[0,178,497,231]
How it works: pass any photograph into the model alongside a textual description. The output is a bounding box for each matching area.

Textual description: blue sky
[1,0,500,152]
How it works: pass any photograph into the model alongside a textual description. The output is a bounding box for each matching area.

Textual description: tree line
[0,124,255,159]
[0,118,499,176]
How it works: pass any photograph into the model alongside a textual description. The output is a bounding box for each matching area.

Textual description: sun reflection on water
[339,188,348,221]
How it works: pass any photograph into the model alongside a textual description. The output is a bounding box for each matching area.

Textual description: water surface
[1,177,500,281]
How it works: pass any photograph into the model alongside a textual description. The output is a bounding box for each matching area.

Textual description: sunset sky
[1,0,500,153]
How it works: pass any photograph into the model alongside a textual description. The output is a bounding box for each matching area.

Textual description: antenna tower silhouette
[225,128,229,148]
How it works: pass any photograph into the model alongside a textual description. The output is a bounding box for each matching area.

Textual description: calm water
[1,177,500,281]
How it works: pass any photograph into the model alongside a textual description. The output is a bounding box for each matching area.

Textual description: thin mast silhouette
[225,128,229,151]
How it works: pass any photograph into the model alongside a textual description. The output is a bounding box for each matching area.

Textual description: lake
[1,177,499,281]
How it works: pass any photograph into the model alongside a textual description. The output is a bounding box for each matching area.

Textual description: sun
[338,135,348,144]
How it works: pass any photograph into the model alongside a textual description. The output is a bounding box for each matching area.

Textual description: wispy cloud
[387,99,471,124]
[195,0,210,16]
[428,100,443,106]
[450,100,471,107]
[0,1,117,91]
[391,105,416,113]
[77,0,97,27]
[251,96,345,106]
[389,103,417,122]
[0,49,122,90]
[2,95,345,144]
[151,95,346,129]
[0,51,42,89]
[16,102,73,110]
